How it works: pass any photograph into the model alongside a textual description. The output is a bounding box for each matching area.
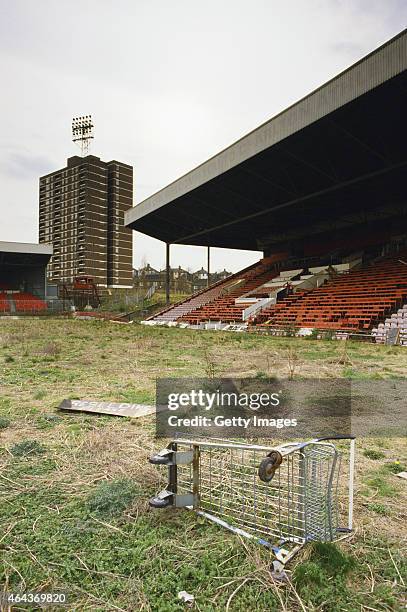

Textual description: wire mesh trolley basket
[149,435,355,575]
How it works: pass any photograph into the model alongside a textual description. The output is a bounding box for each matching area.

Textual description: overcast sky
[0,1,405,272]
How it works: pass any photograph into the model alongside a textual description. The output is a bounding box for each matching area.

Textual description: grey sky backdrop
[0,0,405,273]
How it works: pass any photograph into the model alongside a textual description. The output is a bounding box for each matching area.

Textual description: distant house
[133,263,231,294]
[216,268,231,282]
[191,267,208,291]
[194,267,208,280]
[133,264,160,286]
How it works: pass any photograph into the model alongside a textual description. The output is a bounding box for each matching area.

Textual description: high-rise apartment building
[39,155,133,287]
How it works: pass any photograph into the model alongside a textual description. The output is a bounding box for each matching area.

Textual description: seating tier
[252,256,407,331]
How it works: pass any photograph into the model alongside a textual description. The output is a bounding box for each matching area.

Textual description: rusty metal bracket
[149,489,197,508]
[149,449,194,466]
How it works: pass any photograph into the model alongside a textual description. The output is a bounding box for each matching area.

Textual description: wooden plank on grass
[59,399,156,418]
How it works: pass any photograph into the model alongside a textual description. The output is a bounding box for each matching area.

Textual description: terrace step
[250,253,407,332]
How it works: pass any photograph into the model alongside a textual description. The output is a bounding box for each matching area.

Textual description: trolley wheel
[258,451,282,483]
[149,496,172,508]
[149,454,171,465]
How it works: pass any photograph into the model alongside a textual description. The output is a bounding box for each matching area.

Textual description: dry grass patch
[0,318,406,610]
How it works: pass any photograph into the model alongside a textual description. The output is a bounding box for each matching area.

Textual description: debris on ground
[59,399,155,418]
[178,591,195,607]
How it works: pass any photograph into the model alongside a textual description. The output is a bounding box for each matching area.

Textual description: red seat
[13,293,47,313]
[252,254,407,331]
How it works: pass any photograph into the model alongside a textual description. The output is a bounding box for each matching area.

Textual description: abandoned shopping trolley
[149,435,355,575]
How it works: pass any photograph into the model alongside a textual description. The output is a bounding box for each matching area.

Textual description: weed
[87,478,140,517]
[363,448,385,460]
[294,560,324,588]
[311,541,356,575]
[119,388,154,404]
[254,370,268,379]
[0,397,11,415]
[335,341,354,366]
[294,543,356,610]
[5,355,14,363]
[202,347,218,378]
[367,502,390,515]
[41,342,61,357]
[36,414,61,429]
[286,346,299,379]
[0,416,11,429]
[43,413,61,422]
[34,389,47,400]
[365,475,397,497]
[10,439,46,457]
[381,461,406,474]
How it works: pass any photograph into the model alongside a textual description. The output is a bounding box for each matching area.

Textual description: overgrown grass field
[0,318,406,611]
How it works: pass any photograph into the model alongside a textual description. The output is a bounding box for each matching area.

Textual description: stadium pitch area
[0,318,406,611]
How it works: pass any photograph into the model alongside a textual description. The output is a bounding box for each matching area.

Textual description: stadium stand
[0,292,11,313]
[12,293,48,314]
[0,290,48,314]
[179,261,281,324]
[0,242,52,315]
[151,276,241,323]
[144,249,407,335]
[150,254,286,322]
[251,254,407,331]
[130,32,407,341]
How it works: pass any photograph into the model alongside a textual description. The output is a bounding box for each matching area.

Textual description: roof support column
[166,242,170,305]
[207,246,211,287]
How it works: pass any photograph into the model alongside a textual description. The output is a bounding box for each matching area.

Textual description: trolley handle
[295,434,356,450]
[315,434,356,442]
